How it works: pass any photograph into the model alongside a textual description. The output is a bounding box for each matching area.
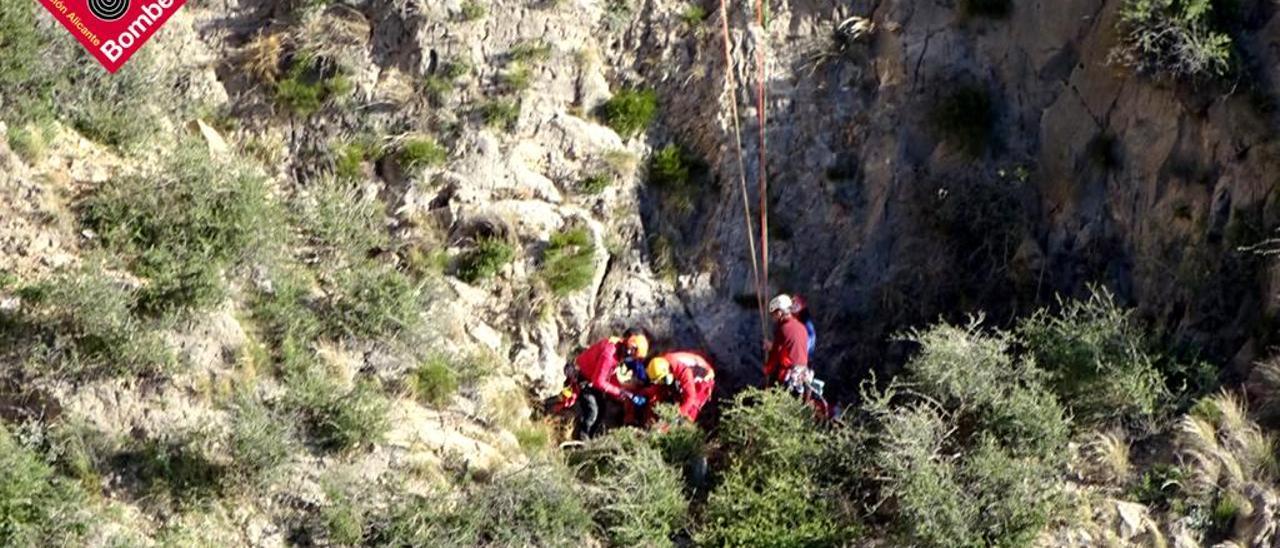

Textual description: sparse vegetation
[1018,286,1167,428]
[81,144,284,317]
[457,237,516,283]
[540,227,597,296]
[395,137,448,172]
[410,354,459,407]
[681,4,709,26]
[579,173,614,194]
[276,54,355,116]
[423,59,471,104]
[288,367,391,452]
[600,88,659,138]
[0,426,94,546]
[458,0,487,21]
[1112,0,1236,83]
[326,262,421,340]
[571,430,689,546]
[479,99,521,132]
[294,176,389,260]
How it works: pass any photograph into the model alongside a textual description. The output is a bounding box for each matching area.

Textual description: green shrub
[862,318,1070,546]
[650,144,695,189]
[600,88,658,138]
[81,144,284,316]
[248,264,322,362]
[500,65,534,92]
[931,85,994,158]
[7,124,46,162]
[121,434,227,504]
[397,137,447,172]
[13,269,174,379]
[1130,464,1188,512]
[960,0,1011,17]
[276,54,354,116]
[334,139,380,181]
[326,262,421,340]
[571,430,689,547]
[579,173,613,195]
[382,464,592,546]
[457,237,516,283]
[699,389,858,547]
[1017,287,1167,428]
[410,354,459,407]
[294,177,389,262]
[458,0,487,21]
[540,227,597,296]
[289,367,391,452]
[322,475,369,546]
[681,4,709,26]
[423,59,471,104]
[903,320,1068,459]
[0,426,93,546]
[515,423,552,454]
[479,99,521,132]
[1112,0,1235,83]
[227,393,295,485]
[509,40,553,64]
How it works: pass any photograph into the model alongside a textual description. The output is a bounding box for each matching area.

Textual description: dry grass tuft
[240,32,287,85]
[1081,430,1131,485]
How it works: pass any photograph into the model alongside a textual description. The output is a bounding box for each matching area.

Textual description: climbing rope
[717,0,769,347]
[754,0,770,310]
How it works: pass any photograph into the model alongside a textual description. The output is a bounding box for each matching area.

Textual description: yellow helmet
[647,357,673,385]
[624,334,649,359]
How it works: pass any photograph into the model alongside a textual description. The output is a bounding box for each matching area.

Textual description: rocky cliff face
[176,0,1280,401]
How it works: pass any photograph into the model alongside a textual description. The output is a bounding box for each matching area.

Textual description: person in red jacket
[570,328,650,439]
[764,294,811,391]
[645,351,716,422]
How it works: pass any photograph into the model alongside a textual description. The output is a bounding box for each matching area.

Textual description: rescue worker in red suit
[571,328,650,439]
[645,351,716,422]
[763,294,811,391]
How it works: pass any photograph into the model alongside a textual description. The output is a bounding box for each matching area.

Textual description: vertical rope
[717,0,769,347]
[754,0,770,308]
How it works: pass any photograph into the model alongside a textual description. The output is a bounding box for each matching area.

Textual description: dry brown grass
[1081,430,1131,485]
[240,32,287,85]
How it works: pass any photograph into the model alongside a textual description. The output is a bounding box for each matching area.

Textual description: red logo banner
[35,0,188,73]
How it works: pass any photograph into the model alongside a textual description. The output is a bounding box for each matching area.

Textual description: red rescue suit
[764,316,810,387]
[651,351,716,422]
[574,337,631,400]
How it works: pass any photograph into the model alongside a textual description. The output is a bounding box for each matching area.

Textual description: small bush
[930,85,994,158]
[515,423,553,454]
[334,139,380,181]
[81,144,284,316]
[7,124,46,163]
[423,59,471,104]
[579,173,613,195]
[276,54,354,116]
[0,426,93,546]
[13,269,174,379]
[650,144,691,188]
[458,0,487,21]
[509,40,553,64]
[382,464,592,546]
[294,177,389,261]
[227,393,295,486]
[1017,286,1167,428]
[457,238,516,283]
[289,368,391,452]
[571,430,689,547]
[410,354,459,407]
[699,389,858,547]
[600,88,658,138]
[681,4,708,26]
[540,227,597,296]
[119,434,227,504]
[1112,0,1235,83]
[396,137,447,172]
[479,99,521,132]
[960,0,1011,18]
[500,65,534,92]
[321,475,369,546]
[326,262,421,340]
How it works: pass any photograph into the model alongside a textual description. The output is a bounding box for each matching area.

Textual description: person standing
[763,294,811,392]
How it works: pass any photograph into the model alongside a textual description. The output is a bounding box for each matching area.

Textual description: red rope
[717,0,769,346]
[754,0,770,309]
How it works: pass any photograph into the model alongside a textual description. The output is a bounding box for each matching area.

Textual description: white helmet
[769,294,793,314]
